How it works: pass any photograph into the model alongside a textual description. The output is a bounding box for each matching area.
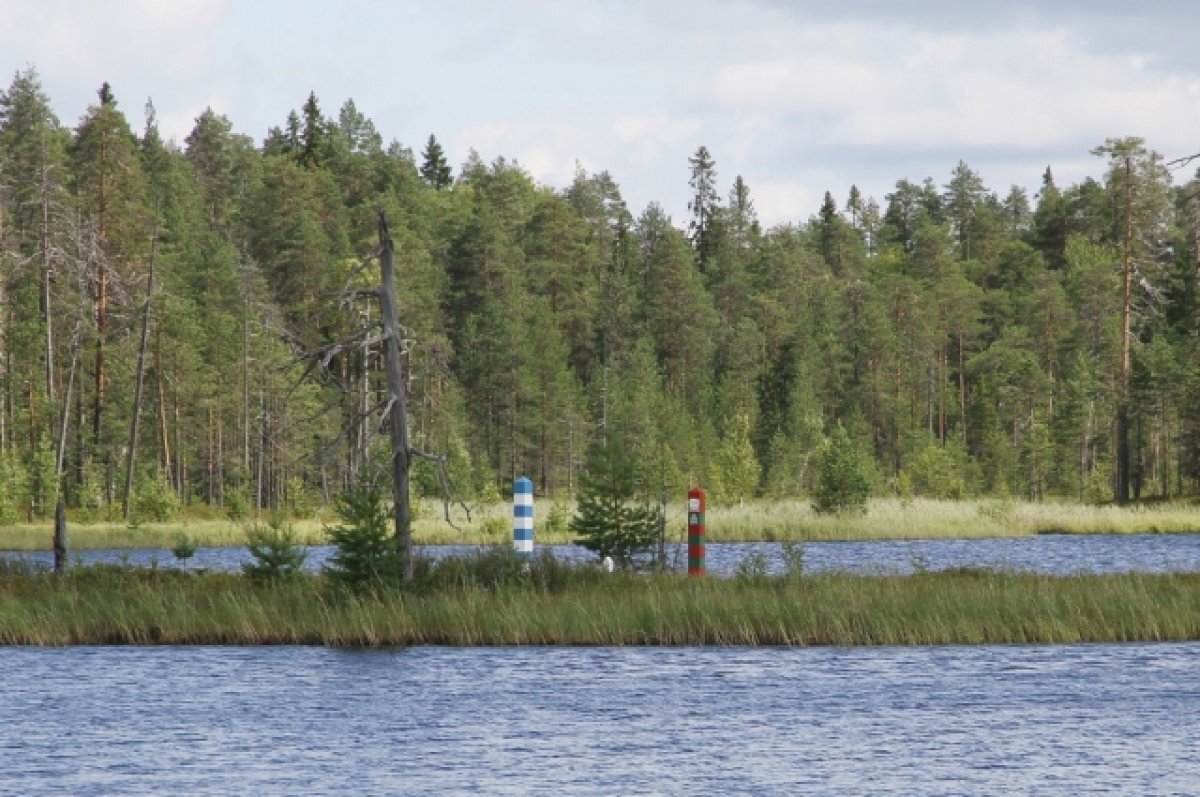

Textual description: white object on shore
[602,556,614,573]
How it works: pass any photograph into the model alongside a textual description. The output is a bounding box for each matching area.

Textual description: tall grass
[703,497,1200,540]
[1,560,1198,646]
[4,496,1200,552]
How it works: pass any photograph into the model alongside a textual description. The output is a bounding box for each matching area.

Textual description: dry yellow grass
[3,496,1199,551]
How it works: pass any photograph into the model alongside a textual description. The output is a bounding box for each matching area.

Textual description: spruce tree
[420,134,452,190]
[687,144,720,272]
[812,424,870,515]
[569,435,662,570]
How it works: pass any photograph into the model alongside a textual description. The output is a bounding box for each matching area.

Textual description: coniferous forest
[2,67,1199,521]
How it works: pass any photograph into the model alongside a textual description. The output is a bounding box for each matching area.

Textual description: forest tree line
[1,66,1199,521]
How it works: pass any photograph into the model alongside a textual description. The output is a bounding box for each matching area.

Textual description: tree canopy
[0,65,1197,523]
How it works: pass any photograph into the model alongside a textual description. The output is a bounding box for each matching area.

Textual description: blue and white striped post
[513,477,534,556]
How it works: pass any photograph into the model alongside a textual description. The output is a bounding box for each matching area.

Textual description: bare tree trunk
[377,212,413,580]
[958,333,967,445]
[256,388,265,514]
[41,156,55,449]
[122,227,156,519]
[52,329,79,573]
[155,334,171,482]
[242,280,251,480]
[53,499,67,573]
[1116,155,1133,504]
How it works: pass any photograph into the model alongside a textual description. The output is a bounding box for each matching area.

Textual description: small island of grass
[1,548,1197,647]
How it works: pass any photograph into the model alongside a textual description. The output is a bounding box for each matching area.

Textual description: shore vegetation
[0,550,1197,646]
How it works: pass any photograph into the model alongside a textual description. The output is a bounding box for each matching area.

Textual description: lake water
[1,643,1196,795]
[9,532,1200,576]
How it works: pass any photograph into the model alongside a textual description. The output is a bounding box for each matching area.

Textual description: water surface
[1,644,1196,795]
[9,532,1200,576]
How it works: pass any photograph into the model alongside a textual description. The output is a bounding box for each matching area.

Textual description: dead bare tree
[301,210,468,581]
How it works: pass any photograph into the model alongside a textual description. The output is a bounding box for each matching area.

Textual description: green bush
[812,424,870,515]
[0,453,28,525]
[478,516,509,541]
[285,476,320,519]
[171,534,197,561]
[906,443,967,499]
[132,471,180,524]
[543,499,570,535]
[224,485,250,522]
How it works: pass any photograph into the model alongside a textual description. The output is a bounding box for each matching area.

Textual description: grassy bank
[1,561,1198,646]
[3,497,1199,551]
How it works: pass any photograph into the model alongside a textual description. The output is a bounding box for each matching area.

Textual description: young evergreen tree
[812,423,869,514]
[569,434,662,570]
[325,482,405,589]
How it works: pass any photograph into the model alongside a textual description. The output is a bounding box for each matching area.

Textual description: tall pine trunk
[122,225,155,519]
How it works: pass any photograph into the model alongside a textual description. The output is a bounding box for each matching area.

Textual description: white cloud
[6,0,1200,228]
[1,0,228,137]
[706,22,1200,156]
[748,181,819,227]
[453,121,600,187]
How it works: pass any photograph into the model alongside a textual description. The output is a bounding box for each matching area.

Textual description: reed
[1,560,1198,646]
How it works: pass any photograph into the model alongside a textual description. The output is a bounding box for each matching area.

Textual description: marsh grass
[1,558,1198,646]
[705,497,1200,540]
[4,496,1200,552]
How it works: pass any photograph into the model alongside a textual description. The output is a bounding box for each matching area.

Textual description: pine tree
[1092,137,1172,502]
[70,82,151,502]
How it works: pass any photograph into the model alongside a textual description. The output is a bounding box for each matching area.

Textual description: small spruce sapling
[569,436,662,570]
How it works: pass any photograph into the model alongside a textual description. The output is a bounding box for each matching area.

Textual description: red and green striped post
[687,487,706,577]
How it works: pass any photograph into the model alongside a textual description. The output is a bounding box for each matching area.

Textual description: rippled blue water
[1,644,1196,795]
[7,532,1200,576]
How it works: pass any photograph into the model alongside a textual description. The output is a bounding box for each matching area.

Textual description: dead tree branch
[411,446,472,532]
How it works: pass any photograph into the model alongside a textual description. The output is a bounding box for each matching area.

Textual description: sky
[3,0,1200,228]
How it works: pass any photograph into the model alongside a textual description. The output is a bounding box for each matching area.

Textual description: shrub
[780,540,806,579]
[224,485,250,522]
[0,453,28,525]
[906,443,967,499]
[734,548,770,582]
[543,499,570,535]
[132,471,180,524]
[171,534,197,562]
[478,516,509,541]
[812,424,870,515]
[285,476,320,519]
